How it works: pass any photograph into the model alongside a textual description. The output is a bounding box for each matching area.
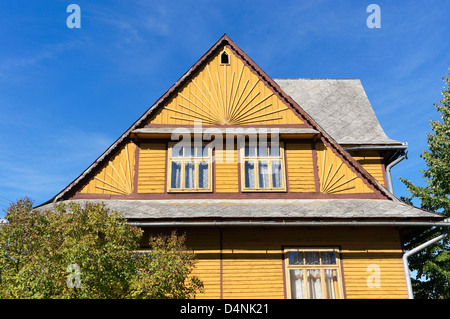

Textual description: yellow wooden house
[39,35,445,299]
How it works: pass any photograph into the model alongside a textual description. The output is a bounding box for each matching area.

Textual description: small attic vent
[220,51,230,65]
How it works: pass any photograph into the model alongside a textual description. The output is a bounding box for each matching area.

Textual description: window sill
[167,189,213,193]
[241,188,287,193]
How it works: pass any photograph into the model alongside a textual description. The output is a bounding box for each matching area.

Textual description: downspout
[403,230,448,299]
[386,151,407,193]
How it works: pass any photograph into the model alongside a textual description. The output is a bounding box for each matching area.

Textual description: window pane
[269,142,280,157]
[172,145,183,157]
[289,270,305,299]
[307,269,322,299]
[244,161,255,188]
[258,161,269,188]
[324,269,337,299]
[245,144,257,157]
[198,162,209,189]
[288,251,304,265]
[258,143,269,157]
[184,145,195,158]
[185,161,195,188]
[271,160,282,188]
[305,252,320,265]
[171,161,182,188]
[321,251,337,265]
[199,145,209,158]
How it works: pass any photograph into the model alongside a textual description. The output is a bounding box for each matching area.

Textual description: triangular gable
[42,34,394,204]
[147,46,304,126]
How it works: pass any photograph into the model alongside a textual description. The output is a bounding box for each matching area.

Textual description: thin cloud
[0,41,81,71]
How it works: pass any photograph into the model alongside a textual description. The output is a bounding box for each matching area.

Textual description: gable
[79,142,136,195]
[147,46,304,126]
[316,142,373,194]
[42,35,395,205]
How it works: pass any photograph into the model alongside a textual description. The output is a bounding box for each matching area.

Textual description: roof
[39,35,396,205]
[36,199,443,222]
[274,79,402,145]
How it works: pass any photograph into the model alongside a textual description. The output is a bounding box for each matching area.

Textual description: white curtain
[289,269,305,299]
[324,269,337,299]
[171,161,181,188]
[185,161,195,188]
[271,161,282,188]
[307,269,322,299]
[245,161,255,188]
[258,161,269,188]
[198,162,209,189]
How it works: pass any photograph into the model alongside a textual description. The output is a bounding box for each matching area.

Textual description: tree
[0,198,203,299]
[400,67,450,299]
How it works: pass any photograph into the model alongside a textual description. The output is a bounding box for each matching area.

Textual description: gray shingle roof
[36,199,442,221]
[274,79,402,145]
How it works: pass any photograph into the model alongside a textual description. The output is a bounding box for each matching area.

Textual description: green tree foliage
[0,198,203,299]
[400,68,450,299]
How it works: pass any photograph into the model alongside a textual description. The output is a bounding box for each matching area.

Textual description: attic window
[220,51,230,65]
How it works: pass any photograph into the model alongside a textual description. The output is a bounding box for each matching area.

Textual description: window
[220,51,230,64]
[285,248,343,299]
[167,142,212,192]
[240,142,286,191]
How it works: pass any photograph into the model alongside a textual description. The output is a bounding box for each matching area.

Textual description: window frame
[167,142,213,193]
[239,141,287,192]
[284,247,344,299]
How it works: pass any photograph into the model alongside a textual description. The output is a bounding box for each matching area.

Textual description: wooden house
[38,35,445,299]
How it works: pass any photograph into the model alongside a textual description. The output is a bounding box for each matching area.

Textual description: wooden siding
[185,229,222,299]
[77,140,386,197]
[350,151,386,187]
[147,47,304,126]
[79,142,136,195]
[215,146,239,193]
[141,227,222,299]
[316,142,374,194]
[138,142,166,193]
[141,227,408,299]
[285,142,316,192]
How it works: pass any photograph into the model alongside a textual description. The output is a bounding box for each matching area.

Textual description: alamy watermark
[366,264,381,288]
[366,4,381,29]
[66,263,81,289]
[66,4,81,29]
[170,121,280,163]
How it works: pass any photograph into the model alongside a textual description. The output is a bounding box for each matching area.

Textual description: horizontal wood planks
[138,142,166,193]
[350,150,387,187]
[215,147,239,193]
[141,227,408,299]
[285,142,316,192]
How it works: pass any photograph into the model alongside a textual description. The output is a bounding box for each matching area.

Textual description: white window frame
[284,247,344,299]
[240,141,287,192]
[167,142,213,192]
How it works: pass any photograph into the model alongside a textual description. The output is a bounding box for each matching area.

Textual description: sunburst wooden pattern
[148,48,304,126]
[319,146,358,194]
[79,142,136,195]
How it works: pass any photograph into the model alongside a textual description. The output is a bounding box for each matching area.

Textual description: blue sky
[0,0,449,217]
